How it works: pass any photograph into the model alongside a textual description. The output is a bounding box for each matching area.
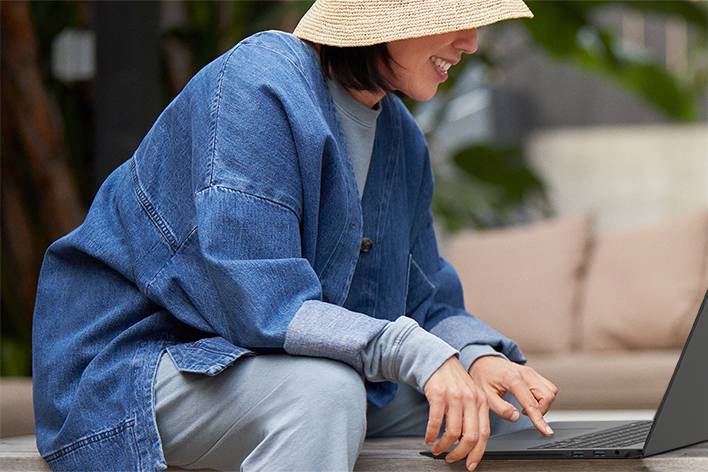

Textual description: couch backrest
[443,210,708,354]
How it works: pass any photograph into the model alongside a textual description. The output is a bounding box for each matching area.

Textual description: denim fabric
[31,29,525,471]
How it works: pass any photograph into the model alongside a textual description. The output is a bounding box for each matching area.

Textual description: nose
[452,28,478,54]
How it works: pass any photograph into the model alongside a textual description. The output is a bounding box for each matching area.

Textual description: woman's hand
[423,356,489,471]
[468,356,559,436]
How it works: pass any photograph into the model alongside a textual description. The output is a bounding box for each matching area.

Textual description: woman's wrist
[394,320,459,393]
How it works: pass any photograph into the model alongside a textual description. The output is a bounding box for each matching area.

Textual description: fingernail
[467,461,478,471]
[545,425,554,435]
[510,410,520,421]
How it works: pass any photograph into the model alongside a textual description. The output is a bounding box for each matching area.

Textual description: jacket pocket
[166,336,254,376]
[405,253,436,322]
[44,418,141,471]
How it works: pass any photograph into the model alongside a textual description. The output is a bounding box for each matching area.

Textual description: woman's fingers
[432,398,462,455]
[507,373,554,436]
[537,372,559,397]
[530,385,555,415]
[484,386,520,421]
[534,375,560,414]
[525,371,559,415]
[466,398,491,471]
[443,388,481,463]
[424,390,445,445]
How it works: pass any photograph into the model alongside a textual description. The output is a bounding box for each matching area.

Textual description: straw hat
[293,0,533,47]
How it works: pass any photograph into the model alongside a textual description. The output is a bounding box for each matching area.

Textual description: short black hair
[306,40,397,94]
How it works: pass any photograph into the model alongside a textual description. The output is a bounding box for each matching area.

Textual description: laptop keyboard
[530,420,652,449]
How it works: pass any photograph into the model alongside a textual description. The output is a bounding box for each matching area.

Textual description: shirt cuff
[361,316,458,394]
[284,299,390,375]
[458,344,508,373]
[396,319,459,394]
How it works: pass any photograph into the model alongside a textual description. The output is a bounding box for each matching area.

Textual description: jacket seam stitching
[150,345,169,471]
[195,185,300,218]
[207,45,242,187]
[130,157,179,253]
[130,340,150,470]
[145,184,301,294]
[43,417,136,463]
[311,48,357,292]
[409,146,432,251]
[370,108,401,317]
[189,341,241,358]
[130,417,143,472]
[145,225,198,293]
[403,253,413,313]
[410,254,436,291]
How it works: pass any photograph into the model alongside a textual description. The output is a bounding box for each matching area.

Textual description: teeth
[431,56,452,73]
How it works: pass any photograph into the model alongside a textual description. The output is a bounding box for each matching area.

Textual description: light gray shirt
[326,76,381,198]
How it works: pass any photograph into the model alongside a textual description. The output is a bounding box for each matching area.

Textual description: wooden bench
[2,434,708,471]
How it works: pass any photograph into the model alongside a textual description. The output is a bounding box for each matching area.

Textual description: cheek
[387,52,439,100]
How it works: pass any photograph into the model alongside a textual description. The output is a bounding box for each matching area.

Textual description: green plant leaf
[523,0,699,121]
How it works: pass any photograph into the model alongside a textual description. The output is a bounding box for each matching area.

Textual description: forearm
[285,301,458,392]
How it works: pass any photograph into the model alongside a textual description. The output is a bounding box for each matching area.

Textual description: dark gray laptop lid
[643,290,708,457]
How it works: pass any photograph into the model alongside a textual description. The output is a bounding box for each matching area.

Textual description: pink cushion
[443,215,592,354]
[579,210,708,350]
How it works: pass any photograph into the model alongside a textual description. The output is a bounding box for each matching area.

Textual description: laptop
[421,290,708,460]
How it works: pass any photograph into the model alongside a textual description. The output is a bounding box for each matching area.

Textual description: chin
[408,86,438,102]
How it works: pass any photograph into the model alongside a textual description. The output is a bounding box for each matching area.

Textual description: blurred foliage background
[2,0,707,376]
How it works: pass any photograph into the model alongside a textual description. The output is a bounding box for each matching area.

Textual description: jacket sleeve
[194,184,456,387]
[408,144,527,366]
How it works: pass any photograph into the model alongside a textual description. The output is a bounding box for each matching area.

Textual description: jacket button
[360,237,373,253]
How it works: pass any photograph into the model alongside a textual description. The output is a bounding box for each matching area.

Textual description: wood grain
[2,435,706,471]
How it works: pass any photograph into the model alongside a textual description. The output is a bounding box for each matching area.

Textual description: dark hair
[306,40,397,94]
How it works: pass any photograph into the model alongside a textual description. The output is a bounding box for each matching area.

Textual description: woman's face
[384,28,478,101]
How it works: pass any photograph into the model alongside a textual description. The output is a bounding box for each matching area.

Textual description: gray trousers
[154,351,532,471]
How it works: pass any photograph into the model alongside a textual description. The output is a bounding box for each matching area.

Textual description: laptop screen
[644,290,708,456]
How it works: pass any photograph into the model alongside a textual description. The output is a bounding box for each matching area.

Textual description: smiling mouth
[430,56,453,75]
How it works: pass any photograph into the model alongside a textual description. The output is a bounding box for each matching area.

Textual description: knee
[287,357,367,429]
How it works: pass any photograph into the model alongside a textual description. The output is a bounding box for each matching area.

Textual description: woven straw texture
[293,0,533,47]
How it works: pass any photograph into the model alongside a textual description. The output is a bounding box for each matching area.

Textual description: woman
[32,1,558,471]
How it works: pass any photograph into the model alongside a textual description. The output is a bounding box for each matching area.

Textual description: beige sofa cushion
[580,210,708,351]
[0,378,34,437]
[526,350,679,410]
[444,215,591,354]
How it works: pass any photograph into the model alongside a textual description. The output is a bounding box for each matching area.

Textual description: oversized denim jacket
[31,30,526,471]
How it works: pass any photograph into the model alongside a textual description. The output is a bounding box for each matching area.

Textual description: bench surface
[2,435,707,471]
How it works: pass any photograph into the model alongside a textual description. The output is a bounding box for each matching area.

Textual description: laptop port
[572,451,584,458]
[593,451,606,457]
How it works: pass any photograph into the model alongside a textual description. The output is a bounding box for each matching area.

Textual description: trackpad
[487,426,592,451]
[498,427,589,441]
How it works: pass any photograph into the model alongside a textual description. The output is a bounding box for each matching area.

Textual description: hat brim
[293,0,533,47]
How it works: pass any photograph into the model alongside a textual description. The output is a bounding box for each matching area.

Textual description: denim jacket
[31,30,526,471]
